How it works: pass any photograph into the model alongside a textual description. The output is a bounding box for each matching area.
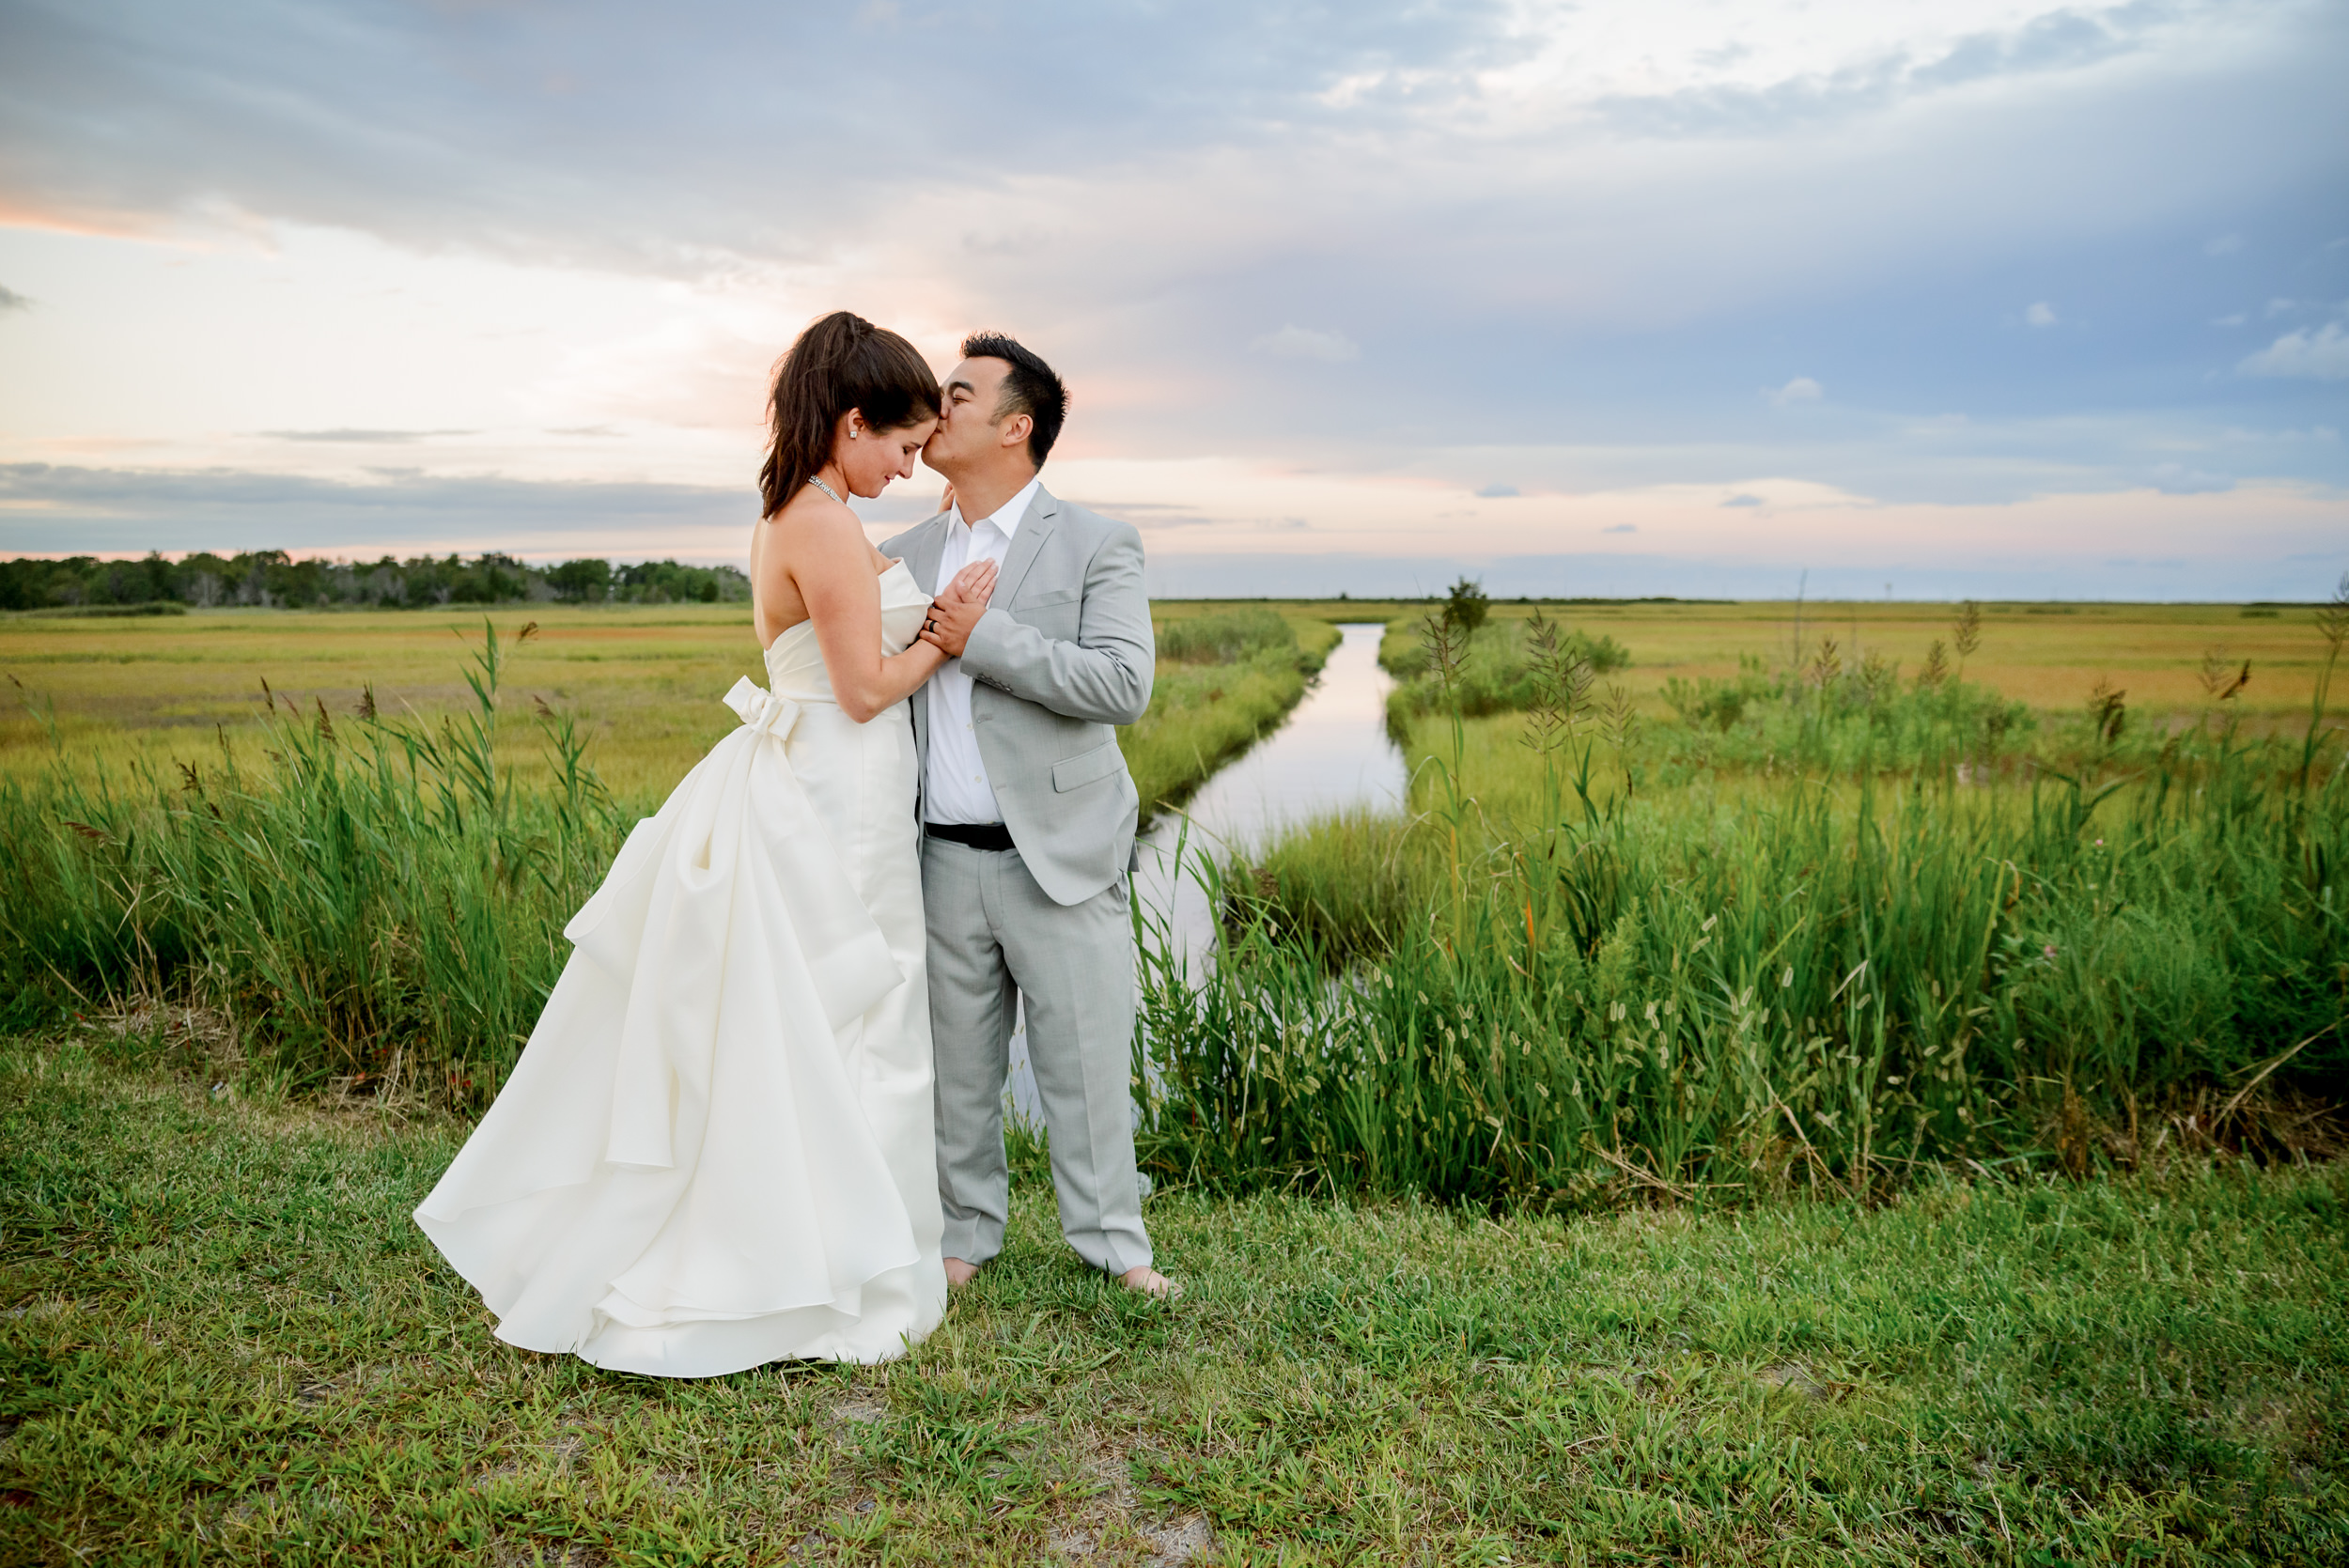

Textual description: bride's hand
[922,560,996,658]
[941,558,997,606]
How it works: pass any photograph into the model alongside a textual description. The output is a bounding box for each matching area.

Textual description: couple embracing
[414,314,1174,1378]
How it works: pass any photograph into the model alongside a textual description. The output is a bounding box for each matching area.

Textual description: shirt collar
[949,475,1042,541]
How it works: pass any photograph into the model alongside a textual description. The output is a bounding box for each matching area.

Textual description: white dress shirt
[923,475,1041,825]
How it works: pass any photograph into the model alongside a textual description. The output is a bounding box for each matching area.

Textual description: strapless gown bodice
[414,563,945,1376]
[763,559,930,702]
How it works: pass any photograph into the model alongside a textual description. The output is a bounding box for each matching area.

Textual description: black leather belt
[926,821,1016,852]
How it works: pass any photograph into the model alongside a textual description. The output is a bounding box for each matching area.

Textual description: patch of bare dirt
[1755,1362,1848,1404]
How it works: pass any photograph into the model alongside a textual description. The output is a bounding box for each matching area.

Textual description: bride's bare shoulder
[767,489,870,561]
[770,484,860,533]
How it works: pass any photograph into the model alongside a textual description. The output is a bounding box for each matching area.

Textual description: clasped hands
[919,557,997,659]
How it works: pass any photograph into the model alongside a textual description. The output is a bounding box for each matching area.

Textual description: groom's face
[923,357,1013,474]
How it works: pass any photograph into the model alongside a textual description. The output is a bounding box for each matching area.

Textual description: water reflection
[1004,623,1407,1121]
[1132,622,1405,974]
[1155,622,1408,853]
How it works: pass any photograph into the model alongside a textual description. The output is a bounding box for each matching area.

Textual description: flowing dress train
[413,563,945,1375]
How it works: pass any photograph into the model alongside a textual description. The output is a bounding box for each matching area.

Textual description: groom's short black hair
[960,331,1067,468]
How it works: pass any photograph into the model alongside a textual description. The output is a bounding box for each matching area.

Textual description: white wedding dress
[414,562,947,1376]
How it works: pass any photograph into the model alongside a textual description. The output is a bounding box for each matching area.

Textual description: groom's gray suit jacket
[881,485,1154,905]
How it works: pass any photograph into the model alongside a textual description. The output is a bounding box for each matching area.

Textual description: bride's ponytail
[758,311,941,518]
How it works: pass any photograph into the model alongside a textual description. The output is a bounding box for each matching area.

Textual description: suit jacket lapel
[906,513,951,598]
[991,485,1057,609]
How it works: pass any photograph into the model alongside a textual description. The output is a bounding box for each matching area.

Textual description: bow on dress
[723,676,801,743]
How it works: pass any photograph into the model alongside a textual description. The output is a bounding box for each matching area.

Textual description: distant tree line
[0,551,750,612]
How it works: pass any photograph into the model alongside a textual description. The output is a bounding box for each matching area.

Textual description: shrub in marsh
[1441,576,1490,635]
[1386,616,1631,727]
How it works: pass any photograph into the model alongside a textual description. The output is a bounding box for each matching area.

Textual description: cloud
[1591,3,2162,140]
[1474,483,1518,498]
[2149,463,2232,495]
[2240,321,2349,380]
[1,0,2346,555]
[260,428,479,443]
[1601,523,1637,534]
[0,285,28,312]
[2204,233,2243,256]
[2211,313,2247,327]
[0,1,1525,272]
[1251,324,1361,363]
[0,462,749,557]
[1721,493,1766,507]
[2025,301,2058,327]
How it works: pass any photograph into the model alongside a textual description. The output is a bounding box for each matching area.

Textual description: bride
[414,311,994,1376]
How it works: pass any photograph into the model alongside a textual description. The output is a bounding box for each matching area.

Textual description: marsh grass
[1161,595,2349,1205]
[3,598,2347,1561]
[9,598,2322,803]
[0,622,626,1112]
[4,1033,2345,1565]
[0,607,1340,1109]
[1383,615,1630,728]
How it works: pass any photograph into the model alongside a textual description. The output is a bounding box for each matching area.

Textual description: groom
[883,333,1177,1300]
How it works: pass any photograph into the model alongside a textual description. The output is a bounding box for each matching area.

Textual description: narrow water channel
[1004,622,1407,1120]
[1130,622,1408,973]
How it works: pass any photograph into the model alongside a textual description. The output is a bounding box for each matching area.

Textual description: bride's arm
[795,511,990,723]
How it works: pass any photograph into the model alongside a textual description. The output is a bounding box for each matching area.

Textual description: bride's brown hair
[757,311,942,519]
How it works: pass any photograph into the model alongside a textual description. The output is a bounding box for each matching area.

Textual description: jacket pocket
[1014,592,1081,639]
[1051,740,1125,793]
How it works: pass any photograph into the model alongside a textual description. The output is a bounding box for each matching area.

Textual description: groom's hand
[921,592,988,658]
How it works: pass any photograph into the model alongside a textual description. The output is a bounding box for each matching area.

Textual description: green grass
[1164,600,2349,1205]
[12,596,2328,805]
[0,601,1337,812]
[0,613,1340,1110]
[5,1033,2346,1565]
[1383,614,1630,730]
[0,624,626,1110]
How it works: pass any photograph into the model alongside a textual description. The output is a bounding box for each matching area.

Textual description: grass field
[1362,598,2334,725]
[1168,591,2347,1208]
[0,601,1337,815]
[3,593,2343,1563]
[5,1033,2344,1566]
[2,598,2324,798]
[0,603,1337,1110]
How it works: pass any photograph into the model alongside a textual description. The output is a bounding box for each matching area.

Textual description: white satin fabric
[414,561,947,1375]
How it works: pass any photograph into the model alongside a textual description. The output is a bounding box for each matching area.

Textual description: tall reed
[0,623,624,1107]
[1139,593,2349,1205]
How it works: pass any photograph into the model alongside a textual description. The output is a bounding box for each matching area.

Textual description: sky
[0,0,2343,599]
